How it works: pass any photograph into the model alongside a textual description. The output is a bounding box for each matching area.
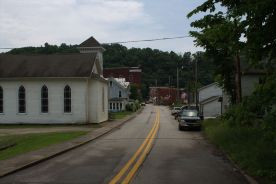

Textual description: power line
[0,35,192,49]
[103,35,191,44]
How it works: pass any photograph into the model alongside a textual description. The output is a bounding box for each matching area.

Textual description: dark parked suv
[174,105,198,120]
[178,109,202,130]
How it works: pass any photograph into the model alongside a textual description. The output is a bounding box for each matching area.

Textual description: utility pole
[235,53,242,103]
[169,76,171,104]
[176,67,179,103]
[195,58,198,108]
[155,79,158,105]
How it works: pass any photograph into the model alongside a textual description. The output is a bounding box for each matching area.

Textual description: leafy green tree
[188,0,276,103]
[8,43,79,54]
[129,84,139,100]
[188,6,244,103]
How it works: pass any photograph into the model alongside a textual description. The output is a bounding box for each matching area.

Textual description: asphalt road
[0,105,247,184]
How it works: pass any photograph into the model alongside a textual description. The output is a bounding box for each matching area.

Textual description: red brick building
[149,87,187,105]
[103,67,142,87]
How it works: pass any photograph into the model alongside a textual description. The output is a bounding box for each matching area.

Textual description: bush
[125,104,132,111]
[125,100,141,112]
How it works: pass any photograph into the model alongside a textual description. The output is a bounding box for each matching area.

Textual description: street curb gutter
[0,108,144,178]
[226,155,259,184]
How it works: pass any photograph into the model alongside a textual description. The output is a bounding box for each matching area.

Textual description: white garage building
[198,83,223,118]
[0,37,108,124]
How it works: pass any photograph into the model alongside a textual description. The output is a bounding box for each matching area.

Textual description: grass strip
[0,124,102,129]
[109,111,133,120]
[0,131,87,160]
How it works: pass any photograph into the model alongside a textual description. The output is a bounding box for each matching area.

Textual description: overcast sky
[0,0,205,53]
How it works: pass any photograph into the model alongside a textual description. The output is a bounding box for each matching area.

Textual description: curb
[0,108,144,178]
[225,154,259,184]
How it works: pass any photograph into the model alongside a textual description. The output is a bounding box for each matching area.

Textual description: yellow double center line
[109,108,160,184]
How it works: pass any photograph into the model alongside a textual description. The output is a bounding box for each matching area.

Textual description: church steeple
[77,36,105,53]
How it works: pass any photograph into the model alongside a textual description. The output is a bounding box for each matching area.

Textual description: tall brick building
[103,67,142,88]
[149,87,187,105]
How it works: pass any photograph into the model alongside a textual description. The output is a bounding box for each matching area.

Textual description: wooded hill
[7,43,216,98]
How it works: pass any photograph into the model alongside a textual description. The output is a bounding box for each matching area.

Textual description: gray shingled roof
[79,36,102,47]
[0,53,97,78]
[199,96,220,104]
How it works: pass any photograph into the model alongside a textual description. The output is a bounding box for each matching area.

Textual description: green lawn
[0,124,102,129]
[203,119,276,184]
[109,111,133,120]
[0,131,87,160]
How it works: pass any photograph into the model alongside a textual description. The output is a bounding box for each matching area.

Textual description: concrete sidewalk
[0,109,143,178]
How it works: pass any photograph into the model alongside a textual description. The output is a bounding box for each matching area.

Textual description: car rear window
[181,110,198,117]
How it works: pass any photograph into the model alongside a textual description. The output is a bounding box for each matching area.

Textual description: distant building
[103,67,142,88]
[0,36,108,124]
[107,77,130,112]
[149,87,186,105]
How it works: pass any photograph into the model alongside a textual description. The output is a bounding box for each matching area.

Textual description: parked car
[140,102,146,106]
[178,109,202,130]
[171,107,181,115]
[174,105,200,120]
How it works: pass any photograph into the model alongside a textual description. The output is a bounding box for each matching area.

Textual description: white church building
[0,37,108,124]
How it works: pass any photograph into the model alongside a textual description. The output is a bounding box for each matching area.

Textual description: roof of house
[198,82,219,91]
[79,36,102,47]
[114,78,130,88]
[0,53,97,78]
[200,96,221,104]
[107,77,129,91]
[242,69,266,75]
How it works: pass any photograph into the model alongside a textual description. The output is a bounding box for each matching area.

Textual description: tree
[188,0,276,103]
[129,84,139,100]
[188,2,245,103]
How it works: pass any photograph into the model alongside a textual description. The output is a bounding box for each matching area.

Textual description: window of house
[129,74,133,82]
[110,103,112,110]
[116,103,119,110]
[259,77,265,84]
[41,85,48,113]
[119,91,122,98]
[18,86,26,113]
[0,86,3,113]
[120,103,122,110]
[113,103,115,110]
[64,85,71,113]
[110,81,113,87]
[102,87,105,112]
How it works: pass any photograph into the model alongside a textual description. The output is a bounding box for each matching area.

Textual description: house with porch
[108,77,130,112]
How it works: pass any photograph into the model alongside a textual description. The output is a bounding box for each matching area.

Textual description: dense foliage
[188,0,276,103]
[103,44,215,99]
[203,119,276,184]
[8,43,79,54]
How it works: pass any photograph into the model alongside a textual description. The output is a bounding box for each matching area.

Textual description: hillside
[7,43,215,98]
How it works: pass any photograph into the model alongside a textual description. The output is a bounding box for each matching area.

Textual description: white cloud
[0,0,203,53]
[0,0,152,48]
